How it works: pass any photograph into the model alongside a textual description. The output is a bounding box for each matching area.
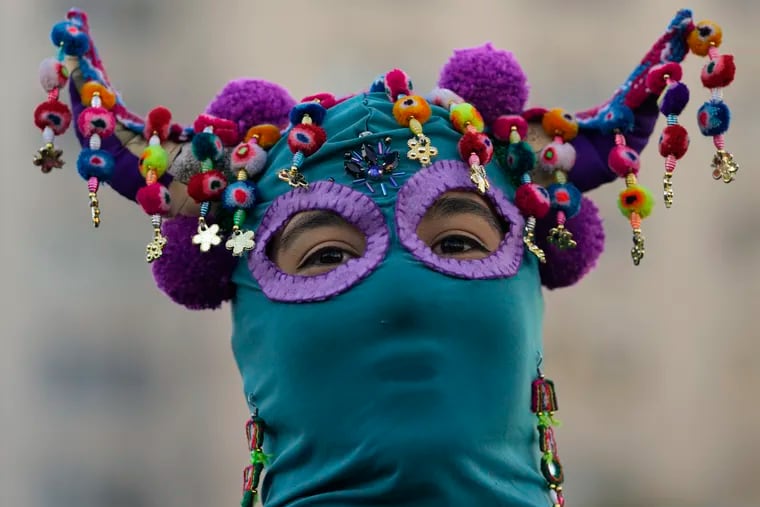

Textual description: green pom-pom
[618,184,655,219]
[139,145,169,178]
[506,141,537,174]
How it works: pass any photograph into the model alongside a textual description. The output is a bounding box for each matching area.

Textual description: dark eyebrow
[426,195,506,234]
[277,210,348,251]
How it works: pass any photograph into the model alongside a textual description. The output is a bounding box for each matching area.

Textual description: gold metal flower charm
[547,224,577,250]
[278,167,309,188]
[33,143,65,173]
[145,229,167,263]
[406,134,438,167]
[469,163,490,194]
[711,150,739,183]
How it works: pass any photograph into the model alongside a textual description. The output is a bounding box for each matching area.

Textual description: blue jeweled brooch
[344,136,405,196]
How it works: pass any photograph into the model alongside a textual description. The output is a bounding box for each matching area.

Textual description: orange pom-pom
[244,124,281,148]
[392,95,432,127]
[688,20,723,57]
[81,81,117,110]
[541,108,578,141]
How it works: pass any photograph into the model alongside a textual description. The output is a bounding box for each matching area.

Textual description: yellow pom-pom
[688,20,723,56]
[449,103,484,133]
[618,184,655,219]
[139,145,169,178]
[81,81,117,110]
[541,108,579,141]
[245,124,281,149]
[392,95,432,127]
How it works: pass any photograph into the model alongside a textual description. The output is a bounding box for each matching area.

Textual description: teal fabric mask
[230,93,549,506]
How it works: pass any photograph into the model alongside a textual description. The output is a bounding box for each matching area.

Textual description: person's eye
[432,234,490,258]
[296,244,359,274]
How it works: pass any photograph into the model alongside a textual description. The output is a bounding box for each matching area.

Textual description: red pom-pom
[77,107,116,138]
[137,182,172,216]
[144,106,172,142]
[646,62,683,94]
[188,170,228,203]
[701,54,736,89]
[34,99,72,135]
[287,124,327,156]
[457,131,494,164]
[300,93,338,109]
[193,114,240,146]
[492,115,528,142]
[385,69,412,101]
[658,124,690,159]
[515,183,551,219]
[607,145,641,177]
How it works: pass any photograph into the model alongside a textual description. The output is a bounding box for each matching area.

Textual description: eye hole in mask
[249,181,390,302]
[396,160,525,279]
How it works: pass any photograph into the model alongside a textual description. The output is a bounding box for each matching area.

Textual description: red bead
[144,106,172,142]
[515,183,551,219]
[384,68,412,101]
[457,131,494,164]
[287,124,327,156]
[137,182,172,216]
[300,93,337,109]
[646,62,683,94]
[658,124,689,159]
[193,114,240,146]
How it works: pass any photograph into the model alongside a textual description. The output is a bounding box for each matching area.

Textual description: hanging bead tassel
[608,132,654,265]
[278,100,328,188]
[75,84,118,227]
[687,20,739,183]
[188,123,227,253]
[240,411,271,507]
[492,114,550,263]
[532,368,566,507]
[647,62,690,207]
[225,125,280,256]
[450,102,492,194]
[387,69,438,168]
[136,109,174,262]
[537,109,582,250]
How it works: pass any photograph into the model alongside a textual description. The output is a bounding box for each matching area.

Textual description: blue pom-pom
[505,141,536,175]
[222,181,257,210]
[289,102,327,126]
[697,100,731,136]
[191,132,224,162]
[548,183,582,219]
[369,75,386,93]
[77,149,115,181]
[660,82,690,116]
[50,21,90,57]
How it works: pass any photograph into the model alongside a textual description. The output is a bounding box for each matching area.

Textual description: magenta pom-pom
[39,58,68,92]
[537,141,576,173]
[144,106,172,142]
[438,43,529,123]
[701,54,736,89]
[536,196,605,289]
[658,124,689,159]
[384,68,412,101]
[77,107,116,138]
[287,124,326,156]
[204,78,296,138]
[492,115,528,142]
[646,62,683,95]
[137,182,172,216]
[515,183,551,219]
[34,99,72,135]
[151,215,237,310]
[187,170,228,203]
[193,114,239,146]
[457,131,493,164]
[607,145,641,177]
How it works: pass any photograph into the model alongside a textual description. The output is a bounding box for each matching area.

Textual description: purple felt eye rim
[395,160,524,279]
[248,180,389,302]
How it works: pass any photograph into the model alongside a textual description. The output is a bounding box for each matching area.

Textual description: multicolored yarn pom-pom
[278,98,330,188]
[388,71,438,169]
[189,123,229,254]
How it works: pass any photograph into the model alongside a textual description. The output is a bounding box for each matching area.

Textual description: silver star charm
[226,229,255,256]
[192,221,222,252]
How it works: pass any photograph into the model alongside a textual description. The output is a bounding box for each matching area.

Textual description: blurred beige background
[3,1,758,506]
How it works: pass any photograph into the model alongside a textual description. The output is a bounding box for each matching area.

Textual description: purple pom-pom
[438,43,529,124]
[535,196,605,289]
[660,82,690,116]
[151,215,238,310]
[205,79,297,136]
